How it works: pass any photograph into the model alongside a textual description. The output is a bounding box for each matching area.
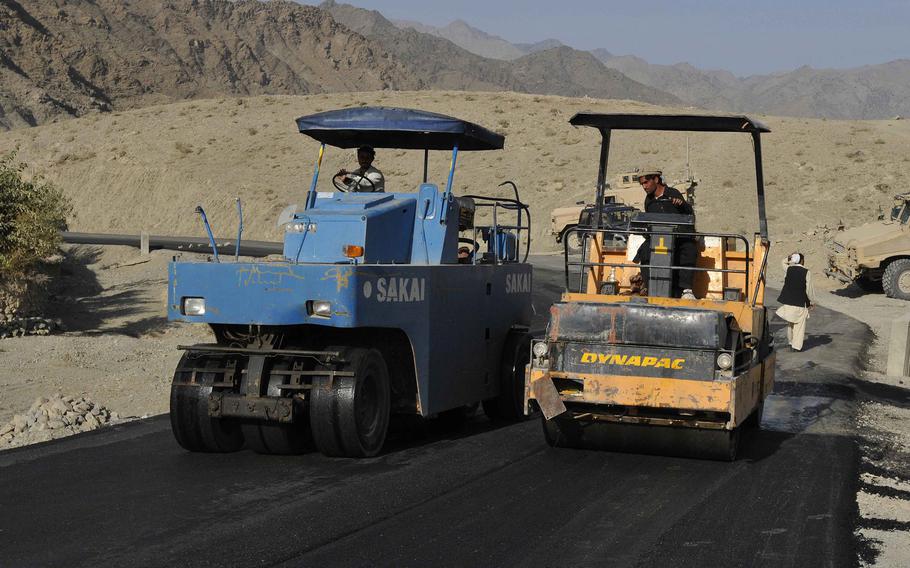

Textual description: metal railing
[461,182,531,264]
[563,226,754,300]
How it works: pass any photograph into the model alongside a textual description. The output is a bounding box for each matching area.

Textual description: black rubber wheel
[309,347,391,458]
[883,259,910,300]
[170,352,244,453]
[242,360,312,455]
[483,330,533,421]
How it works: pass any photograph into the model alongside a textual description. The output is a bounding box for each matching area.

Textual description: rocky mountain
[515,39,565,56]
[391,18,526,61]
[0,0,418,130]
[0,0,680,131]
[394,15,910,119]
[321,1,679,106]
[600,55,910,119]
[511,47,676,103]
[321,1,519,91]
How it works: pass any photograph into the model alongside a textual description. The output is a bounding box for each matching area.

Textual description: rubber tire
[883,259,910,300]
[170,353,244,453]
[483,331,533,421]
[309,347,391,458]
[242,360,312,455]
[564,230,583,254]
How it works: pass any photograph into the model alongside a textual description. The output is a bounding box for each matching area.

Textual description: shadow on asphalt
[801,333,833,351]
[383,410,521,455]
[738,427,793,462]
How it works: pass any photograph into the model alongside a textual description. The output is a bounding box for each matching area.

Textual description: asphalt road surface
[0,255,871,567]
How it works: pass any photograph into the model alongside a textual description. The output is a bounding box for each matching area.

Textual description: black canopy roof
[295,106,504,151]
[569,113,770,133]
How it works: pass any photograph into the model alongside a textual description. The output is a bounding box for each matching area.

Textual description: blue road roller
[167,107,533,457]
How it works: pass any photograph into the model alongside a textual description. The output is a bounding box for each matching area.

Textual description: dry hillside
[0,0,416,130]
[0,90,907,285]
[321,1,677,107]
[395,15,910,120]
[0,0,676,131]
[603,56,910,120]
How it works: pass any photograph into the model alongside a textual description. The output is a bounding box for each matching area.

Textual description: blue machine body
[168,108,532,417]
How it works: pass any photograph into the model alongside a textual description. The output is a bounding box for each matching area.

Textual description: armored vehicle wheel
[170,353,244,453]
[309,347,391,458]
[883,259,910,300]
[483,330,533,421]
[565,231,583,254]
[242,360,312,455]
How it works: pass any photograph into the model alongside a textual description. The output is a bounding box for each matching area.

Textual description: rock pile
[0,317,63,339]
[0,394,120,450]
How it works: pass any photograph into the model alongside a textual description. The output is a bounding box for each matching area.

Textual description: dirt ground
[0,246,209,427]
[0,91,907,563]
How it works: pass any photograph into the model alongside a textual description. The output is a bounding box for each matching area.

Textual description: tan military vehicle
[551,171,643,252]
[826,192,910,299]
[551,170,697,252]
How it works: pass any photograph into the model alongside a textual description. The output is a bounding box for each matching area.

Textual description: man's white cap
[788,253,802,264]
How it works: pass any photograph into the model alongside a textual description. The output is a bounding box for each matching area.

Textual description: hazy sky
[309,0,908,76]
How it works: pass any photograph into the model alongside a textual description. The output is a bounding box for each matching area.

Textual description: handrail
[462,193,532,264]
[563,226,752,296]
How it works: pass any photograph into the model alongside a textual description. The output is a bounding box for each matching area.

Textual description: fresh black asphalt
[0,255,871,567]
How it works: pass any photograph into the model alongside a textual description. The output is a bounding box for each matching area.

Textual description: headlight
[716,352,733,370]
[532,342,549,358]
[182,297,206,316]
[308,300,332,317]
[288,222,316,233]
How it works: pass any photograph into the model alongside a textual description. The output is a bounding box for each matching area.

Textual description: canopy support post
[423,149,429,184]
[304,143,325,211]
[595,128,611,234]
[440,145,458,224]
[752,133,768,239]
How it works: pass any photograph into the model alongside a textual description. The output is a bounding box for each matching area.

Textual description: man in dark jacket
[633,169,698,299]
[776,252,815,351]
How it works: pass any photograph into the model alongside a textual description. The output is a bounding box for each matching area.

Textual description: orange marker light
[343,245,364,258]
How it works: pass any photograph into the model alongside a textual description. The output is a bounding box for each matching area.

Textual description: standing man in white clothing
[776,252,816,351]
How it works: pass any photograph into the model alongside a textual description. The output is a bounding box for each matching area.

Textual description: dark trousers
[634,238,698,294]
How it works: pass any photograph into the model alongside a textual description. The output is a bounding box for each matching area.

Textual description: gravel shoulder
[808,281,910,566]
[0,245,210,431]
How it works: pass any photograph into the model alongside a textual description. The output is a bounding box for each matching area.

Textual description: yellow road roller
[525,113,776,460]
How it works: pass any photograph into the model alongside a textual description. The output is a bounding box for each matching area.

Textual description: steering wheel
[332,172,375,193]
[458,237,480,254]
